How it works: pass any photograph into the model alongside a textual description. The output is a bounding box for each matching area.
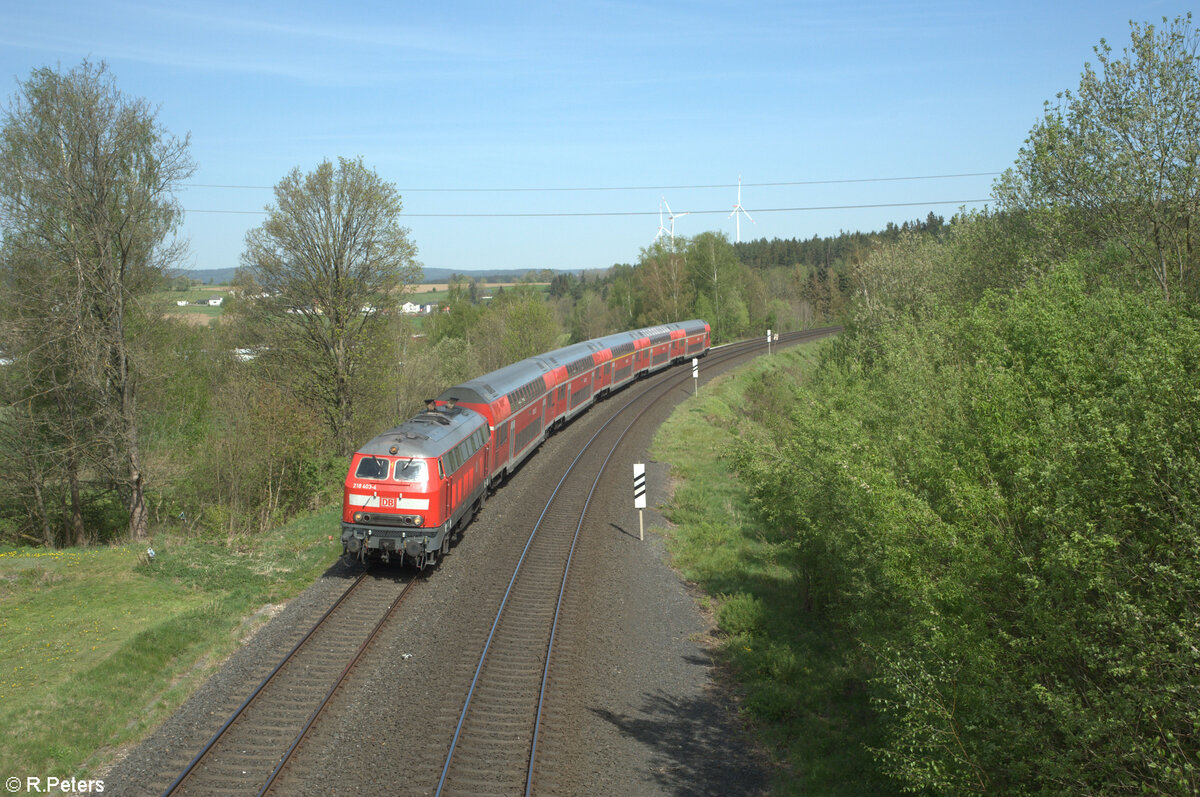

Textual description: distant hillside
[419,267,565,283]
[179,267,239,285]
[179,266,565,286]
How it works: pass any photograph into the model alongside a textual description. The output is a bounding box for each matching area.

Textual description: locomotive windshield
[394,458,428,483]
[354,456,389,480]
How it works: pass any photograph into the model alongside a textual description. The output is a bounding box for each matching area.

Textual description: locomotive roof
[355,405,486,458]
[438,320,709,405]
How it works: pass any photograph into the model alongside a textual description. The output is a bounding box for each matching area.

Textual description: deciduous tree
[996,14,1200,300]
[0,60,194,542]
[238,157,421,455]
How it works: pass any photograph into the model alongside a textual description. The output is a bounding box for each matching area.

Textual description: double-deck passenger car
[341,319,710,567]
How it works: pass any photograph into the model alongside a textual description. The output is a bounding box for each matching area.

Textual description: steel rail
[436,331,787,795]
[434,363,653,795]
[521,327,837,792]
[258,576,417,795]
[524,364,678,794]
[162,571,370,796]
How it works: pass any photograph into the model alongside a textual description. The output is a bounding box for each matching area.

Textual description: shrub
[737,261,1200,793]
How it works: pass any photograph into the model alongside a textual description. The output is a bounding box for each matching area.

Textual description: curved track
[157,327,836,796]
[436,329,833,795]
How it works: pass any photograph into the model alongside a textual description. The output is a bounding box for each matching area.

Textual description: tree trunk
[128,457,148,540]
[28,464,54,549]
[67,450,86,546]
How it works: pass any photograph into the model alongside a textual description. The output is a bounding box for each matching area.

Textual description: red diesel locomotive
[341,319,711,567]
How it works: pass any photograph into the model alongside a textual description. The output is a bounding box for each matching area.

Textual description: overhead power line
[181,171,1001,193]
[185,198,992,218]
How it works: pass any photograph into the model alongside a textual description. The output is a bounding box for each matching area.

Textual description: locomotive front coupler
[404,537,431,569]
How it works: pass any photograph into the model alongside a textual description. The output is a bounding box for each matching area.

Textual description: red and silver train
[341,319,711,567]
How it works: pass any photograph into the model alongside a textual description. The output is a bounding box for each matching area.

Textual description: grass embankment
[651,341,895,796]
[0,508,342,779]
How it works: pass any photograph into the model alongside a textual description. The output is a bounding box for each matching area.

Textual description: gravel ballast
[101,362,770,796]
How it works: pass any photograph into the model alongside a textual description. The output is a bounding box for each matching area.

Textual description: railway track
[436,328,834,795]
[157,327,836,795]
[162,571,416,796]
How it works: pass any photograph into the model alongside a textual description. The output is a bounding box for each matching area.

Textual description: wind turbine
[663,198,690,250]
[728,174,755,242]
[654,199,669,244]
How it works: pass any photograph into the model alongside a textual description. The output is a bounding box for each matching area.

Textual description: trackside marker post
[767,328,772,355]
[692,357,698,394]
[633,463,647,541]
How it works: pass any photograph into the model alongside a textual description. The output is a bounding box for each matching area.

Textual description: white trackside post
[692,357,698,394]
[767,328,772,355]
[633,463,647,541]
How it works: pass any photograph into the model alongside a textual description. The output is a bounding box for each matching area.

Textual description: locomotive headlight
[412,516,423,527]
[353,511,364,523]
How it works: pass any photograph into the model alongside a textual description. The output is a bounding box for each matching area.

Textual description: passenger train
[341,319,711,568]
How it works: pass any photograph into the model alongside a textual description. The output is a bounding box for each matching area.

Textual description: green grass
[651,342,897,796]
[411,287,450,303]
[152,289,230,324]
[0,508,342,778]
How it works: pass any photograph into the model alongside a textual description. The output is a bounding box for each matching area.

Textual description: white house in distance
[401,302,436,314]
[207,296,224,306]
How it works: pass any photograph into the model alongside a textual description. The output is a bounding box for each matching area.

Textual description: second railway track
[164,571,416,796]
[143,328,836,796]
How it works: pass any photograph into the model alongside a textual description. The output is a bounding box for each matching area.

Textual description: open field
[412,281,547,293]
[149,282,547,327]
[152,289,231,326]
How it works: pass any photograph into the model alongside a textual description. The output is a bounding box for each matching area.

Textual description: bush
[737,261,1200,793]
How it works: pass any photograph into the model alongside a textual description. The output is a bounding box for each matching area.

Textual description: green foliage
[476,287,562,370]
[651,343,895,795]
[738,260,1200,793]
[426,279,482,343]
[996,14,1200,301]
[0,59,195,543]
[188,367,332,536]
[238,156,422,455]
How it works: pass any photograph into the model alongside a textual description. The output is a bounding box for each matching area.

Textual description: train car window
[393,459,427,483]
[354,456,389,480]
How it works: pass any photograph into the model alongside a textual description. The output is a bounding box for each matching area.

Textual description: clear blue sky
[0,1,1178,274]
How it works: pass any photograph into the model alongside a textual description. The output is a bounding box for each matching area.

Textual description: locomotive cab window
[355,456,389,480]
[393,459,427,483]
